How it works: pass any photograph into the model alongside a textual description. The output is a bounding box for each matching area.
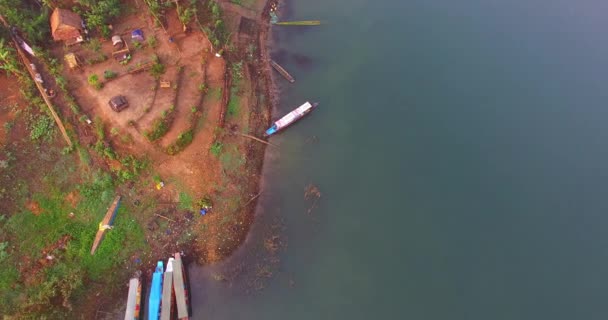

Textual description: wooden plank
[90,195,121,254]
[173,253,189,319]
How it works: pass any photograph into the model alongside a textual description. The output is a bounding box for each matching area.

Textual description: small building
[64,53,80,69]
[50,8,84,45]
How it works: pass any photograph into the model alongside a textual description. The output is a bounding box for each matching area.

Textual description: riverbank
[0,0,278,317]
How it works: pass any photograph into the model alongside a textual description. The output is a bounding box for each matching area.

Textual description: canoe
[124,274,141,320]
[148,261,164,320]
[160,258,175,320]
[265,101,319,136]
[173,253,190,319]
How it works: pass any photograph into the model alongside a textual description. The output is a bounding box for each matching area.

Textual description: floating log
[90,195,121,255]
[275,20,321,26]
[270,60,295,83]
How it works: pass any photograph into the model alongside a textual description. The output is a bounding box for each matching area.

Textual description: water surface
[190,0,608,319]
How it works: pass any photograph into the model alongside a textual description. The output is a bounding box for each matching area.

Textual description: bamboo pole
[14,42,73,147]
[0,15,72,147]
[238,132,278,148]
[275,21,321,26]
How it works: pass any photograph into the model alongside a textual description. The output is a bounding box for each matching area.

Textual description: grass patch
[227,90,240,117]
[219,145,245,173]
[178,192,193,210]
[1,169,147,315]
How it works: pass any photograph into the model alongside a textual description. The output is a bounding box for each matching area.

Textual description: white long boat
[160,258,175,320]
[124,273,142,320]
[265,101,319,136]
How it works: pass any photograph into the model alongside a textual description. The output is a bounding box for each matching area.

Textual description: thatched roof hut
[50,8,83,42]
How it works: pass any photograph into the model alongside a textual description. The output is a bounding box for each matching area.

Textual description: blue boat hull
[148,261,164,320]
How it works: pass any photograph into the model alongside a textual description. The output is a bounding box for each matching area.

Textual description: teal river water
[188,0,608,319]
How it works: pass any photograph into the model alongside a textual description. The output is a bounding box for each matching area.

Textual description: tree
[79,0,122,30]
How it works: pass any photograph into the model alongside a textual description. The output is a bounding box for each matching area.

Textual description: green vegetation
[0,38,25,77]
[145,106,176,141]
[86,38,102,53]
[103,70,117,79]
[231,61,244,83]
[210,141,223,156]
[76,0,122,37]
[147,35,158,48]
[28,113,56,142]
[178,191,194,210]
[193,0,230,50]
[150,56,166,79]
[0,0,50,45]
[0,169,147,316]
[227,89,241,116]
[166,129,194,155]
[219,144,245,172]
[178,6,196,26]
[87,74,103,90]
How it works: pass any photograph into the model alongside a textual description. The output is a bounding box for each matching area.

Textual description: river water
[189,0,608,319]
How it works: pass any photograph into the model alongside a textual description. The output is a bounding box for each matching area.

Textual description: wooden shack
[50,8,84,45]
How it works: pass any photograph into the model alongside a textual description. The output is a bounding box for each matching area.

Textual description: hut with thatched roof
[50,8,84,45]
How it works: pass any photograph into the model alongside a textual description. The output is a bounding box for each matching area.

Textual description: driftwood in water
[238,133,279,148]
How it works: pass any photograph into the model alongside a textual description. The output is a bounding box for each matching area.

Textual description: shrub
[87,74,103,90]
[103,70,117,79]
[145,107,175,141]
[166,130,194,155]
[150,61,165,79]
[29,114,55,141]
[147,35,158,48]
[210,141,223,156]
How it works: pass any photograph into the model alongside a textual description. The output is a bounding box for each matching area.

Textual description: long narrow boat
[90,195,121,254]
[265,101,319,136]
[148,261,164,320]
[270,60,295,83]
[124,273,142,320]
[160,258,175,320]
[173,253,190,319]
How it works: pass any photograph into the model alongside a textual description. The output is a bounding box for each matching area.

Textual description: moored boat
[124,272,142,320]
[173,253,190,319]
[160,258,175,320]
[148,261,164,320]
[265,101,319,136]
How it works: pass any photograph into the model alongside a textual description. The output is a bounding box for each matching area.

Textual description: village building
[50,8,84,45]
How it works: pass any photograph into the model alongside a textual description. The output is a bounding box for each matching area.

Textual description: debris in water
[304,184,321,214]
